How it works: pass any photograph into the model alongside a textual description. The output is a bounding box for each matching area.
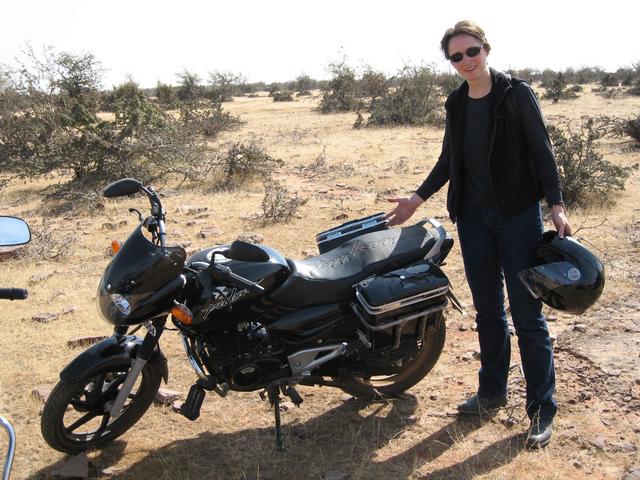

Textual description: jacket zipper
[487,83,513,214]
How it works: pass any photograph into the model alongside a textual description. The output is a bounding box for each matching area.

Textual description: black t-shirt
[462,94,493,207]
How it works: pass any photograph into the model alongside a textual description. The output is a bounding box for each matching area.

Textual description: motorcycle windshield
[518,261,579,299]
[97,225,186,325]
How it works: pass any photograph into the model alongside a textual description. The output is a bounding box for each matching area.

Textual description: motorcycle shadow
[29,396,519,479]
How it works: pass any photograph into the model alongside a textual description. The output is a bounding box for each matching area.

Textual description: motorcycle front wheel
[41,362,162,454]
[338,313,446,400]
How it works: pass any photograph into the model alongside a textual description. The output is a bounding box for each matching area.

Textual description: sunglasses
[448,45,483,63]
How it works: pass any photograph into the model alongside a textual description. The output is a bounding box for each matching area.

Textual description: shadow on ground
[28,397,524,479]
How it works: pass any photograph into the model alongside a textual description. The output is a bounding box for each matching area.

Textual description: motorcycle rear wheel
[41,362,162,454]
[338,314,446,399]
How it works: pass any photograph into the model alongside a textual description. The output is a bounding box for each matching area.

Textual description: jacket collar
[445,68,513,110]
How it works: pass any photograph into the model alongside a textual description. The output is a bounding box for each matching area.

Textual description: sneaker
[525,416,553,449]
[457,393,508,415]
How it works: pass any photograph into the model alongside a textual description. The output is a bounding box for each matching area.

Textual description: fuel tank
[185,242,291,325]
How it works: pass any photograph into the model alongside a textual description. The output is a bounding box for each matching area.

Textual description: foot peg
[180,384,206,421]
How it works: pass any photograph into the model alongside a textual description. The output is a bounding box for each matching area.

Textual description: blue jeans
[457,203,556,420]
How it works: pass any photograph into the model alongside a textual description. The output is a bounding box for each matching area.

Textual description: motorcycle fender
[60,335,168,384]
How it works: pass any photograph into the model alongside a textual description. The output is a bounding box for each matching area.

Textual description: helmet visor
[518,261,582,299]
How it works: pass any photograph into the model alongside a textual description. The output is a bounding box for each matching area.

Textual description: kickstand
[267,384,285,451]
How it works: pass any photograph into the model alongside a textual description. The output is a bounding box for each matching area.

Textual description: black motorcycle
[41,178,461,453]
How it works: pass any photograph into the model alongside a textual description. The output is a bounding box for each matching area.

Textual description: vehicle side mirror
[0,216,31,246]
[103,178,142,198]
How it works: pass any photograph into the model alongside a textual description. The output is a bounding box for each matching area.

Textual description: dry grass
[0,86,639,479]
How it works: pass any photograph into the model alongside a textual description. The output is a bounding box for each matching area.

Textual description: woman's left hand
[551,204,572,238]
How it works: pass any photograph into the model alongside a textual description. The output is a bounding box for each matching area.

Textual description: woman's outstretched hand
[551,204,572,238]
[386,194,424,226]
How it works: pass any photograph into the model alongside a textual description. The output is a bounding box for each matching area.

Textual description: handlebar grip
[0,288,28,300]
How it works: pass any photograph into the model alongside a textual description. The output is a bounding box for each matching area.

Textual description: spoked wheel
[338,314,446,400]
[41,363,162,454]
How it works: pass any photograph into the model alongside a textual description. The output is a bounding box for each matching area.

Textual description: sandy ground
[0,86,639,479]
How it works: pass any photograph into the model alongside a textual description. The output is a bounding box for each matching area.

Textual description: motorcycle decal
[202,287,250,318]
[112,294,132,316]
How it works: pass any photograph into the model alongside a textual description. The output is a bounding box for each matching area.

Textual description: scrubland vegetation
[1,47,639,479]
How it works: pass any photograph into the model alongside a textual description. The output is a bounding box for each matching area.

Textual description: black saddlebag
[316,212,388,254]
[353,261,449,350]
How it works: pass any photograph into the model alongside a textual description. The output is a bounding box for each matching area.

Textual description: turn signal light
[110,240,122,255]
[171,303,193,325]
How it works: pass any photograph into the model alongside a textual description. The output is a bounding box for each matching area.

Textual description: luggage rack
[316,212,388,253]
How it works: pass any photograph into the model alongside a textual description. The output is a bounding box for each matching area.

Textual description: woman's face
[447,34,488,83]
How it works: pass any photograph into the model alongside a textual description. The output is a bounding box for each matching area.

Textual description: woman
[387,20,571,449]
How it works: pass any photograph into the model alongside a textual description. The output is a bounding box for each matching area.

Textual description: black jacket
[416,68,562,222]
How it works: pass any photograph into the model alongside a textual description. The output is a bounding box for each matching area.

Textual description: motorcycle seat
[268,220,444,308]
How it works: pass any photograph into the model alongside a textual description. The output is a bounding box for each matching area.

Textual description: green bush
[358,67,388,104]
[317,58,359,113]
[542,73,578,103]
[176,70,203,102]
[207,71,243,102]
[156,82,177,108]
[549,117,638,206]
[600,74,619,87]
[365,65,444,127]
[617,115,640,146]
[179,100,243,138]
[435,72,461,96]
[295,74,313,96]
[272,91,294,102]
[0,49,239,191]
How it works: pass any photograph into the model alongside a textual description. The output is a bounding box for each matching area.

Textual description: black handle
[0,288,28,300]
[210,265,265,293]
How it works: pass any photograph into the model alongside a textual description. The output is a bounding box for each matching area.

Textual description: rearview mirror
[0,216,31,246]
[103,178,142,198]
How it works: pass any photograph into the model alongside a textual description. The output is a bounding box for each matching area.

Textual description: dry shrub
[217,141,284,190]
[549,117,638,206]
[258,180,307,223]
[297,150,330,179]
[594,86,622,99]
[297,150,357,180]
[617,220,640,249]
[353,112,364,129]
[20,220,79,261]
[617,115,640,147]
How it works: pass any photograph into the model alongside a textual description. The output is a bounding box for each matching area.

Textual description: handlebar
[210,264,265,294]
[0,288,28,300]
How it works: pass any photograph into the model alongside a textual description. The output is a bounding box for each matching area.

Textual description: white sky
[2,0,639,89]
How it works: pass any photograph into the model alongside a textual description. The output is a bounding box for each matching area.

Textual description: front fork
[109,319,165,419]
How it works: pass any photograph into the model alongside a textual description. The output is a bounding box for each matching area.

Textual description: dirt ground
[0,86,639,479]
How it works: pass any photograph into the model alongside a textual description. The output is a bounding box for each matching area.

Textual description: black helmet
[518,231,604,315]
